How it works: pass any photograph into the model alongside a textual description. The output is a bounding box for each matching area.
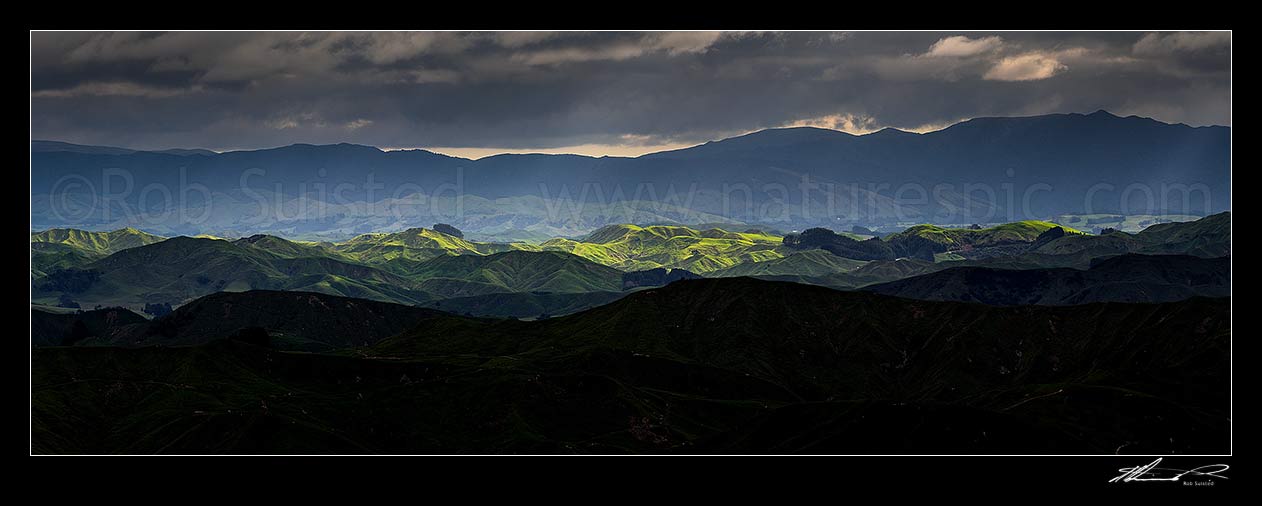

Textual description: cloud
[902,118,968,133]
[346,32,473,64]
[391,68,462,84]
[867,35,1006,81]
[827,32,853,44]
[510,32,723,65]
[29,32,1231,152]
[265,112,325,130]
[984,53,1069,81]
[32,81,203,98]
[781,113,969,135]
[784,113,879,134]
[923,35,1004,58]
[491,31,561,48]
[1133,31,1231,56]
[650,31,724,55]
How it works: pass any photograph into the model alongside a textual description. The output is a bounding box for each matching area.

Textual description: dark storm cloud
[30,31,1231,152]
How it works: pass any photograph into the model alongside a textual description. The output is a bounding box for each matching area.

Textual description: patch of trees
[432,223,464,238]
[622,268,702,290]
[783,228,941,261]
[886,235,948,261]
[143,302,174,317]
[57,294,81,309]
[784,228,897,260]
[1086,215,1124,225]
[1028,226,1067,250]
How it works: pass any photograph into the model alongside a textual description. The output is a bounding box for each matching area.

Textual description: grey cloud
[30,31,1231,152]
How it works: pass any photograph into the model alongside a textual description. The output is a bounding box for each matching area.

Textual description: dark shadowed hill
[1031,211,1231,259]
[99,290,455,351]
[381,277,1229,453]
[31,307,149,347]
[759,213,1231,291]
[32,277,1228,453]
[782,213,1230,266]
[1131,210,1232,257]
[863,254,1230,305]
[421,290,628,319]
[621,268,702,289]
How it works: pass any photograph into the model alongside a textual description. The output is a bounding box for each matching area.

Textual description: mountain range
[31,111,1229,238]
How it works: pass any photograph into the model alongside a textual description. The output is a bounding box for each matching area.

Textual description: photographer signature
[1110,458,1229,483]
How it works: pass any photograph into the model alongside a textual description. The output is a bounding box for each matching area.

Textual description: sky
[30,31,1231,158]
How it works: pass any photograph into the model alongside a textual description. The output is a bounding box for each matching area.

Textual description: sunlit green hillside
[541,224,787,273]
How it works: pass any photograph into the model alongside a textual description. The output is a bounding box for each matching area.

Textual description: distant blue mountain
[32,140,218,156]
[31,111,1229,232]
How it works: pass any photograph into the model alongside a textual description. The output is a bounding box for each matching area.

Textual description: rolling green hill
[233,234,340,259]
[31,233,639,309]
[1132,211,1231,257]
[32,236,433,309]
[1050,213,1203,233]
[1031,211,1230,259]
[541,224,787,273]
[775,214,1232,291]
[31,242,104,279]
[888,221,1083,249]
[1025,230,1146,257]
[407,250,624,298]
[707,249,868,278]
[782,220,1084,262]
[31,228,166,278]
[28,213,1231,312]
[777,214,1229,282]
[31,227,165,255]
[333,227,536,271]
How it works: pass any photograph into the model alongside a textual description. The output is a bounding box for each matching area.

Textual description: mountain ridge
[31,111,1230,158]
